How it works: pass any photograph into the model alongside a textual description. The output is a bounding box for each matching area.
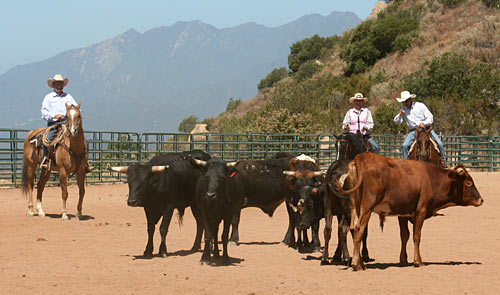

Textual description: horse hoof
[38,211,46,217]
[27,211,35,217]
[61,214,69,221]
[76,214,82,220]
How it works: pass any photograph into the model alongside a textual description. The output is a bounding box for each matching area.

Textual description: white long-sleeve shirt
[393,101,433,130]
[41,92,78,122]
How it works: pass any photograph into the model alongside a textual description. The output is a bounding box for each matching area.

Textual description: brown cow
[336,153,484,271]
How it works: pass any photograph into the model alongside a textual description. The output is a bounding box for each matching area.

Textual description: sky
[0,0,379,75]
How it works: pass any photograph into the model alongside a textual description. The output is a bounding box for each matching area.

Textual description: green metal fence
[1,128,498,187]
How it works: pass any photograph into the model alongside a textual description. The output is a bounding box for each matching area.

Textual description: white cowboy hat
[47,74,69,88]
[349,93,368,103]
[396,90,416,103]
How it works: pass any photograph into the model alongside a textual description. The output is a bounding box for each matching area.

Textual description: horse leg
[26,163,37,217]
[75,170,86,220]
[35,169,51,217]
[59,169,70,220]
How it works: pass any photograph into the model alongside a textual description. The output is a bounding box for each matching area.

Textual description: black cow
[225,154,301,248]
[192,157,237,264]
[283,154,325,252]
[109,150,210,257]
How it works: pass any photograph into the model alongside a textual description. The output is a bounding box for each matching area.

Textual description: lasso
[41,124,67,147]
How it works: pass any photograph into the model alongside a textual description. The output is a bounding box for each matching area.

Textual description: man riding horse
[393,90,446,167]
[40,74,92,173]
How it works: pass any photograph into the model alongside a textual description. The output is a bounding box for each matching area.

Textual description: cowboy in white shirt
[342,93,380,154]
[40,74,92,172]
[393,90,445,163]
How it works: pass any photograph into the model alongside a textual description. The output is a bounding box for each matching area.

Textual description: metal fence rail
[1,128,498,187]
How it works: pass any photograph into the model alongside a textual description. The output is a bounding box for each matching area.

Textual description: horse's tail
[21,158,29,197]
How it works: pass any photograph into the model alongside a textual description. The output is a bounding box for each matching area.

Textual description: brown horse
[408,126,442,166]
[21,102,88,220]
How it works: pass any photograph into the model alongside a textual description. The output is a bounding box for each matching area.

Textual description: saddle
[29,126,64,168]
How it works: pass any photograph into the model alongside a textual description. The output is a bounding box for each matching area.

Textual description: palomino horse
[21,102,88,220]
[408,126,442,166]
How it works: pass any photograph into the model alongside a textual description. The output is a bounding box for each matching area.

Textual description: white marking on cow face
[296,154,315,163]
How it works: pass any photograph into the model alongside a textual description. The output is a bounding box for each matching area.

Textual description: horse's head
[65,101,83,136]
[334,133,349,161]
[415,126,432,161]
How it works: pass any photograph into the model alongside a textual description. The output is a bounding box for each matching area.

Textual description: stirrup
[85,165,94,173]
[41,157,50,170]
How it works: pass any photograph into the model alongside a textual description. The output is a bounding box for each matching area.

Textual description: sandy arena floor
[1,172,499,294]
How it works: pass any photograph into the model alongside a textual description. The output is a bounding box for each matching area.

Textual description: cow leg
[321,206,334,265]
[158,206,175,257]
[398,217,410,266]
[35,169,51,217]
[229,209,241,245]
[144,208,161,257]
[201,222,212,263]
[361,227,371,262]
[352,211,371,271]
[212,221,221,259]
[222,214,231,265]
[413,209,426,267]
[282,202,297,248]
[311,221,321,251]
[334,215,351,264]
[190,205,204,252]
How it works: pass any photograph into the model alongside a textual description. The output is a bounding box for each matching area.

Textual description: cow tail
[21,158,29,197]
[334,172,363,195]
[176,208,185,227]
[378,214,385,232]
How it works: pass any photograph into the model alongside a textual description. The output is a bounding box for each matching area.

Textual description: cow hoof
[143,251,153,258]
[363,255,374,262]
[159,252,167,258]
[352,262,366,271]
[414,261,425,267]
[229,241,239,246]
[320,259,330,266]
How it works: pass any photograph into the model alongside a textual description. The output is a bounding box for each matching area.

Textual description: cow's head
[108,163,168,207]
[448,165,483,207]
[191,157,237,200]
[283,155,325,229]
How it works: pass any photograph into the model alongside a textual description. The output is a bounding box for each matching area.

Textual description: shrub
[178,115,199,133]
[258,67,289,90]
[295,60,321,82]
[439,0,465,8]
[288,35,337,73]
[482,0,500,8]
[225,97,242,113]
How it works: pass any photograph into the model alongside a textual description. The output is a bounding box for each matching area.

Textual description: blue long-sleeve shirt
[41,92,78,122]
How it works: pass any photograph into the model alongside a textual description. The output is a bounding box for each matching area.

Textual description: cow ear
[447,169,464,181]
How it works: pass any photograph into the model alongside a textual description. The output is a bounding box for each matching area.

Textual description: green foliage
[372,69,386,84]
[402,52,500,135]
[178,115,199,133]
[295,60,321,82]
[373,102,406,134]
[482,0,500,8]
[288,34,337,73]
[340,8,419,76]
[225,97,242,113]
[439,0,465,7]
[258,67,289,90]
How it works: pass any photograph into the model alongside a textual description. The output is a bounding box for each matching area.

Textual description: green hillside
[202,0,500,136]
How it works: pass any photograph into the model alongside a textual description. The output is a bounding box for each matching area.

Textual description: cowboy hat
[47,74,69,88]
[349,93,368,103]
[396,90,416,103]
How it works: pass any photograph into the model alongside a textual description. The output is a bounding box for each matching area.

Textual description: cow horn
[192,158,207,166]
[226,161,238,167]
[151,165,169,173]
[108,166,129,173]
[456,167,466,175]
[283,170,296,176]
[287,202,298,213]
[313,170,326,176]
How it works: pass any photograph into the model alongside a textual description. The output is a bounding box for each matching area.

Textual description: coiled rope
[41,124,67,147]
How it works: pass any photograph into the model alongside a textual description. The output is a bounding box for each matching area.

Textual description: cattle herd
[103,131,484,270]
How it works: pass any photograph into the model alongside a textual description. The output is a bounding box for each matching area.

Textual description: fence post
[10,130,17,185]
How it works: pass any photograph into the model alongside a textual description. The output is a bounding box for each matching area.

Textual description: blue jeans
[403,129,445,162]
[368,137,380,154]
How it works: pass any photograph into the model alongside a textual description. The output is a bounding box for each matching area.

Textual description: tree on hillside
[288,34,337,73]
[178,115,199,133]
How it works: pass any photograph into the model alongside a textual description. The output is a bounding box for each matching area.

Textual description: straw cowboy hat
[349,93,368,103]
[47,74,69,88]
[396,90,416,103]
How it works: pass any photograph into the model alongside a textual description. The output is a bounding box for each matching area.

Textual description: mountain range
[0,11,361,132]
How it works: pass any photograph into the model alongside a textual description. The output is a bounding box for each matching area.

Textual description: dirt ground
[1,172,499,294]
